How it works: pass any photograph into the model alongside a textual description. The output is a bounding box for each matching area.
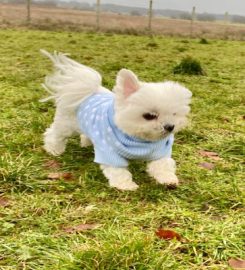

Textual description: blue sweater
[77,92,174,167]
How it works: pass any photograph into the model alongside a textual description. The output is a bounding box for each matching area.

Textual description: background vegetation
[1,3,245,40]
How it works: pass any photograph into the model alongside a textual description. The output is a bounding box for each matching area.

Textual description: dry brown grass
[1,3,245,39]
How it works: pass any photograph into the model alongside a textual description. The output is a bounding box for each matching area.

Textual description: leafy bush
[199,38,209,44]
[173,56,205,75]
[146,41,158,48]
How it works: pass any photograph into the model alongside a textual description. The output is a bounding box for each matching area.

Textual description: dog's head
[113,69,192,141]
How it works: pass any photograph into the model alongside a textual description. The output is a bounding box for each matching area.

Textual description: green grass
[0,29,244,270]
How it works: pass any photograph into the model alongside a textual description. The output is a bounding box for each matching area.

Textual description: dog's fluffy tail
[40,49,102,110]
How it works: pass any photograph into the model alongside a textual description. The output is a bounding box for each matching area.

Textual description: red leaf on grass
[199,162,215,170]
[47,172,73,180]
[228,258,245,269]
[44,160,61,169]
[63,223,101,234]
[156,229,181,241]
[0,197,10,207]
[198,150,221,161]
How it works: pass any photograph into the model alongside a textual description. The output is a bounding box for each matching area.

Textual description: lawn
[0,29,244,269]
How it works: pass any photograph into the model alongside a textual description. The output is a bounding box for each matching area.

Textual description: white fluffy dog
[41,50,192,191]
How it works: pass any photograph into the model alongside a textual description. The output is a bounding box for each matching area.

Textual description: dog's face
[113,69,192,141]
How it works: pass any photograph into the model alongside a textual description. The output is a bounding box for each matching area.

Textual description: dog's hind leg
[44,110,78,156]
[80,134,92,147]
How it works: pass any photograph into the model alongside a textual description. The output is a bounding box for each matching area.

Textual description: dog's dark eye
[173,113,177,116]
[143,113,158,120]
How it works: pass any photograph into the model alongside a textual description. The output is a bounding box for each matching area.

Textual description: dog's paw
[43,141,65,156]
[109,179,139,191]
[155,173,179,186]
[80,134,92,147]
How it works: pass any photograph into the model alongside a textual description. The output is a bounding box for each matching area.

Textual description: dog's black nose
[164,124,175,132]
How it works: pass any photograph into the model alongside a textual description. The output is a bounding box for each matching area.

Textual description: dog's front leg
[146,158,179,186]
[100,165,139,191]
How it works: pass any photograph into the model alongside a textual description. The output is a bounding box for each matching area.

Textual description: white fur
[114,69,192,141]
[80,134,92,147]
[41,51,192,191]
[100,165,139,191]
[147,158,178,185]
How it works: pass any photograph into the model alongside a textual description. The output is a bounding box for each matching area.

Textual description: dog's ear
[115,69,140,98]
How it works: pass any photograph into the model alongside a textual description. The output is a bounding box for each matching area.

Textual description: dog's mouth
[144,128,175,141]
[129,125,176,141]
[144,131,171,141]
[160,132,172,140]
